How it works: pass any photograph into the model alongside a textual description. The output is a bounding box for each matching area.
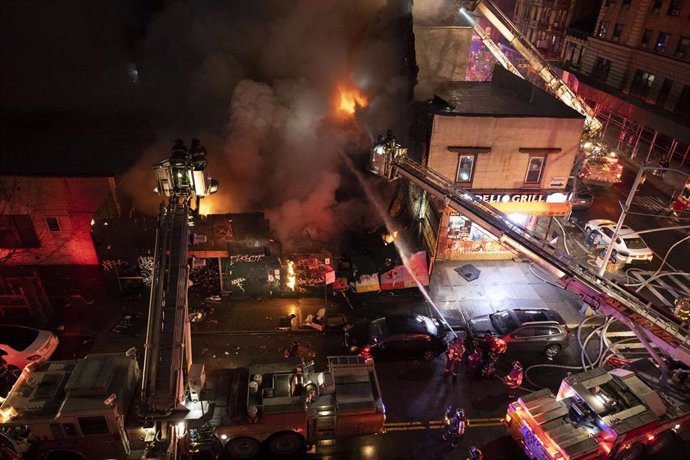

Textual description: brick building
[514,0,576,58]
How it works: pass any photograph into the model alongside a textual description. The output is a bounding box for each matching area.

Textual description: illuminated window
[597,21,609,38]
[525,156,545,184]
[655,32,671,53]
[46,217,61,232]
[456,155,475,183]
[630,70,655,99]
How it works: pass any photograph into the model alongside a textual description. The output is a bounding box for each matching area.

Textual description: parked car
[466,308,570,359]
[344,314,450,361]
[584,219,654,264]
[570,185,594,210]
[0,325,59,370]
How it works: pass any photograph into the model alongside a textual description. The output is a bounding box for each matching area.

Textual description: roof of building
[0,111,160,177]
[427,65,585,119]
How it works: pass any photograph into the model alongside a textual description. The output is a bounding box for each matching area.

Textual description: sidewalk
[429,259,586,329]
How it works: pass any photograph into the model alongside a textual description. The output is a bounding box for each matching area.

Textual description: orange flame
[335,83,367,117]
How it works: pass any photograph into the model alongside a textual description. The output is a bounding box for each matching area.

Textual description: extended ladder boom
[461,0,603,135]
[378,147,690,366]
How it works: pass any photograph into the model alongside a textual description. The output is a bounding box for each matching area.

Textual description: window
[640,29,652,48]
[612,24,623,42]
[676,37,690,57]
[668,0,683,15]
[78,416,109,436]
[651,0,663,13]
[45,217,61,232]
[513,327,538,338]
[592,57,612,82]
[630,70,656,98]
[525,156,545,184]
[456,155,475,183]
[0,215,40,248]
[655,32,671,53]
[597,21,609,38]
[657,78,674,106]
[622,0,631,8]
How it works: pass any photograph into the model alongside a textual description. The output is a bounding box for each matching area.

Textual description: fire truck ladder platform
[391,157,690,366]
[141,201,191,414]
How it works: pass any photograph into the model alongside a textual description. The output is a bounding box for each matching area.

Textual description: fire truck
[0,141,385,459]
[505,359,690,460]
[368,132,690,459]
[458,1,623,185]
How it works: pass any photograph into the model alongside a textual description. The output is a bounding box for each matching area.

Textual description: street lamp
[597,165,690,277]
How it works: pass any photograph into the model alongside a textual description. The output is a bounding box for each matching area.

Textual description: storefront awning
[491,201,572,217]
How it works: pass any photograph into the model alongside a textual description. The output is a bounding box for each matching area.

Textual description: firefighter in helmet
[441,406,466,448]
[170,139,191,189]
[503,361,523,399]
[674,296,690,326]
[466,345,483,380]
[466,446,483,460]
[189,138,208,171]
[444,336,465,383]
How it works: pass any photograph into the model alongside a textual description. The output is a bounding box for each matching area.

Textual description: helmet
[512,361,522,370]
[455,408,465,419]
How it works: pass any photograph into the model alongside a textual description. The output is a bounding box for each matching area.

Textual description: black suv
[467,308,570,359]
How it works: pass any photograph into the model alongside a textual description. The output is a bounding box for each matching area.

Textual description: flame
[335,83,367,117]
[286,260,296,291]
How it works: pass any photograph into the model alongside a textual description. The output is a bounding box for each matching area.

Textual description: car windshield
[623,237,648,249]
[0,325,39,350]
[489,311,518,335]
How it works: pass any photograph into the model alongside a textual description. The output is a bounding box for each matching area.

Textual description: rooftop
[427,65,585,120]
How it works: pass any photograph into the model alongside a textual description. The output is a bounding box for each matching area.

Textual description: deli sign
[475,191,569,204]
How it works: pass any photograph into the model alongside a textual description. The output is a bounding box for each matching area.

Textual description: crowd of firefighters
[439,331,524,454]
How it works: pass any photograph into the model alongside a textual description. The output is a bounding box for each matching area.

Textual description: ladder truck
[0,140,385,460]
[459,0,623,185]
[369,136,690,459]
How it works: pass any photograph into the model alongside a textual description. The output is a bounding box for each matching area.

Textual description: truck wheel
[225,436,261,459]
[267,431,305,455]
[614,442,643,460]
[647,430,673,455]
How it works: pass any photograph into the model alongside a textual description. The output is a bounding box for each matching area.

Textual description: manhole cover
[455,264,481,281]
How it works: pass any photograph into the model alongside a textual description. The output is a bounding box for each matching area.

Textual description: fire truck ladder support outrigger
[373,148,690,369]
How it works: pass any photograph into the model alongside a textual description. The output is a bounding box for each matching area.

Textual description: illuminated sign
[476,192,568,204]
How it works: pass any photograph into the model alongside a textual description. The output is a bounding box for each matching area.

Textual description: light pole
[597,166,690,277]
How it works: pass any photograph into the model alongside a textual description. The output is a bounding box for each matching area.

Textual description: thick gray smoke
[123,0,411,248]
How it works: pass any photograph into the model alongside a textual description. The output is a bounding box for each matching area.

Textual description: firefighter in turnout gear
[674,296,690,326]
[503,361,523,399]
[170,138,191,189]
[466,346,482,379]
[444,337,465,383]
[441,406,466,448]
[189,138,208,171]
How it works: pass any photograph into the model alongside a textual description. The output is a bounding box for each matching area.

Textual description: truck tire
[647,430,673,455]
[614,442,643,460]
[267,431,305,456]
[225,436,261,459]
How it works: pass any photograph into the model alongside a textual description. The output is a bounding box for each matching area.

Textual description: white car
[0,325,59,370]
[584,219,654,264]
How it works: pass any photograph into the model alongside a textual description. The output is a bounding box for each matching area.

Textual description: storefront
[435,190,572,260]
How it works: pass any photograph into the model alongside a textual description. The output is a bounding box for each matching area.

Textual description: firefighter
[444,337,465,383]
[466,446,483,460]
[466,346,483,379]
[290,366,304,396]
[503,361,524,399]
[189,138,208,171]
[441,406,466,448]
[674,296,690,326]
[480,351,497,379]
[170,138,191,189]
[488,335,507,355]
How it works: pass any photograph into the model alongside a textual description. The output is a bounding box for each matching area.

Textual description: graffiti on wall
[101,259,128,273]
[228,254,265,266]
[138,256,155,286]
[229,277,247,293]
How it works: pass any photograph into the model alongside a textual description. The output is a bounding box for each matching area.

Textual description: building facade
[514,0,576,58]
[581,0,690,116]
[412,67,584,262]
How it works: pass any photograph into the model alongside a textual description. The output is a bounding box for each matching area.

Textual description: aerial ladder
[460,0,603,136]
[369,137,690,370]
[139,139,218,457]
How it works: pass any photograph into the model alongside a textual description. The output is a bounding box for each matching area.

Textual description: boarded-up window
[0,215,40,248]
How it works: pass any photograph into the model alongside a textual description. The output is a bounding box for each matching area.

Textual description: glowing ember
[286,260,296,291]
[336,84,367,116]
